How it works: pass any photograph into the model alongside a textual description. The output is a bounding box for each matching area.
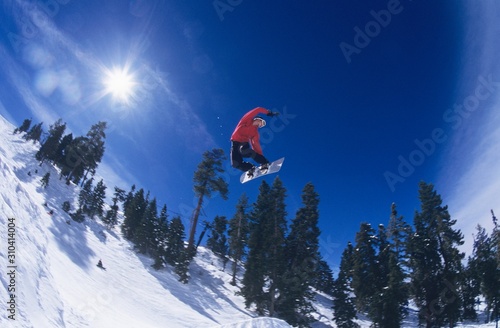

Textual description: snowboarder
[97,259,106,270]
[230,107,279,177]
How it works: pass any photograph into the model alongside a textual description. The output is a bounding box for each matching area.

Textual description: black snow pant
[230,141,269,172]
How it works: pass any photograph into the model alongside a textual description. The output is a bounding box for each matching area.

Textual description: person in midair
[230,107,279,177]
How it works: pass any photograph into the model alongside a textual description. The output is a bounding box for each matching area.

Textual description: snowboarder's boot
[259,162,270,172]
[246,166,256,178]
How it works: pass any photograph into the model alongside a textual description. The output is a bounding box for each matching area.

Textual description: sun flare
[103,67,135,102]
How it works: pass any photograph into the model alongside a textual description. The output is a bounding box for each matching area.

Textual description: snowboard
[240,157,285,184]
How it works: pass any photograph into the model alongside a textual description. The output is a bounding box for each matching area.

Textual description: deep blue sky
[1,0,499,270]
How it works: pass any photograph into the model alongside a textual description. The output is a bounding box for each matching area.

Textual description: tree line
[15,118,499,328]
[333,182,500,328]
[116,148,333,328]
[15,117,107,186]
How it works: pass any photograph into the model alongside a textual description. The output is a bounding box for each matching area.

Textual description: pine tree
[228,193,250,286]
[88,179,106,219]
[24,122,43,143]
[175,246,191,284]
[371,224,407,328]
[312,259,335,296]
[241,181,273,314]
[123,185,136,211]
[385,203,411,327]
[36,119,66,164]
[332,242,359,328]
[164,216,189,283]
[103,187,125,227]
[54,133,73,170]
[462,256,480,321]
[135,198,158,255]
[263,178,288,318]
[40,172,50,188]
[351,222,377,313]
[470,225,500,324]
[207,216,229,268]
[81,121,107,183]
[240,178,288,316]
[62,201,71,213]
[78,178,94,217]
[61,136,88,184]
[122,188,148,240]
[165,216,186,267]
[152,204,169,270]
[386,202,412,273]
[278,182,320,326]
[188,148,229,258]
[385,252,408,327]
[14,118,31,134]
[408,182,464,328]
[492,210,500,326]
[59,122,106,185]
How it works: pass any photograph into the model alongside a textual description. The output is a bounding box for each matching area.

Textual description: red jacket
[231,107,269,155]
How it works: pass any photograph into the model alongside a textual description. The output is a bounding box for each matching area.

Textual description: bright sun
[103,67,135,102]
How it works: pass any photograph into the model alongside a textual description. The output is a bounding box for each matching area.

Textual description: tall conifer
[36,119,66,164]
[14,118,31,134]
[470,225,500,324]
[241,181,273,313]
[228,194,250,286]
[152,205,169,270]
[279,182,319,326]
[351,222,377,313]
[386,203,412,272]
[89,179,106,219]
[24,122,43,143]
[408,182,464,328]
[266,178,288,317]
[372,224,407,327]
[103,187,126,227]
[333,242,359,328]
[122,188,148,240]
[188,148,228,257]
[207,216,229,264]
[135,198,158,254]
[165,216,186,267]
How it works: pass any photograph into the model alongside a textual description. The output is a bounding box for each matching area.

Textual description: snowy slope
[0,115,294,328]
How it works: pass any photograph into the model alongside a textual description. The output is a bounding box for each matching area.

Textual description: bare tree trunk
[187,192,204,256]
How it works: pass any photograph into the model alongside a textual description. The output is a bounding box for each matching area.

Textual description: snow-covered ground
[0,114,496,327]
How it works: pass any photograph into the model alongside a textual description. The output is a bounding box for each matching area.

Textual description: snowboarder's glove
[267,111,279,117]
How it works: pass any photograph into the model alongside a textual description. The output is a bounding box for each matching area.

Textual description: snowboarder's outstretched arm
[238,107,270,125]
